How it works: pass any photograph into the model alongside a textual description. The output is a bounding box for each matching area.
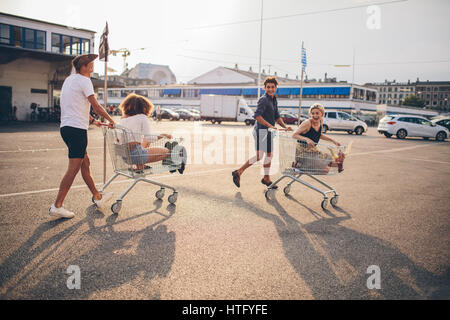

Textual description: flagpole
[100,22,109,185]
[103,58,107,185]
[298,41,304,125]
[257,0,263,100]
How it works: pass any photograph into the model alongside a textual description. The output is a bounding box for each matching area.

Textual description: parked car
[176,109,201,121]
[378,115,449,141]
[280,113,308,125]
[160,108,180,121]
[322,111,368,135]
[189,109,200,115]
[431,117,450,131]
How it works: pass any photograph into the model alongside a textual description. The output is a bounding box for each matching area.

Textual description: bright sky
[1,0,449,84]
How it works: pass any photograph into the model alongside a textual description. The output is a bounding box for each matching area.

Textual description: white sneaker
[93,192,114,208]
[49,204,75,219]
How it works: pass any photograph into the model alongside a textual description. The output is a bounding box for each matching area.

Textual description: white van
[323,111,368,135]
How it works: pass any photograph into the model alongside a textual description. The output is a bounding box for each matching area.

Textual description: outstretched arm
[320,133,340,146]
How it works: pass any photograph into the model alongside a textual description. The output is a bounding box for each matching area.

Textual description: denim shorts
[129,145,149,165]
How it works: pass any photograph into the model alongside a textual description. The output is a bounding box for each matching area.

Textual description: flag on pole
[99,22,109,62]
[301,47,307,71]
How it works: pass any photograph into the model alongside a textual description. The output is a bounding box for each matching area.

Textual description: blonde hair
[309,103,325,116]
[119,93,154,117]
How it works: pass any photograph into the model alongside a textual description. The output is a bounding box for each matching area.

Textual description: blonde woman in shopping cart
[118,94,179,171]
[292,103,345,172]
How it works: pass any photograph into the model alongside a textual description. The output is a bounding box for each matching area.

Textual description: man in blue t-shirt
[232,76,292,188]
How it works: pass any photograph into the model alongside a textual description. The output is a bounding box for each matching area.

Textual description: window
[24,28,34,49]
[72,38,81,55]
[339,112,351,120]
[0,24,45,50]
[135,90,148,97]
[36,30,45,50]
[82,39,90,54]
[51,33,90,55]
[395,87,398,92]
[0,24,9,44]
[52,34,60,53]
[62,35,71,54]
[327,112,337,119]
[108,90,120,98]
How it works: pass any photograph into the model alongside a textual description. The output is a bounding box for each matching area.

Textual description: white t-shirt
[60,74,95,130]
[119,114,152,143]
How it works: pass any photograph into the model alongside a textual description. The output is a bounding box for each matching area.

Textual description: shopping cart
[265,130,348,210]
[98,125,187,214]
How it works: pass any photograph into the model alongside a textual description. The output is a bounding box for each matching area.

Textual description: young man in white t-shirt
[49,54,115,219]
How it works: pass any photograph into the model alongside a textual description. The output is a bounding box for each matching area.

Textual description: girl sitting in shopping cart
[292,103,345,173]
[118,93,174,170]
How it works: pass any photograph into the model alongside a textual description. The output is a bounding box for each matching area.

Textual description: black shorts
[60,126,88,159]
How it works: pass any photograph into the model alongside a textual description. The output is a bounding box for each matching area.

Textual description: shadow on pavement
[260,195,449,299]
[0,122,61,133]
[231,189,448,299]
[0,201,176,299]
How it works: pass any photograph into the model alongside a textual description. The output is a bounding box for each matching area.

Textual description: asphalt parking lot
[0,119,449,300]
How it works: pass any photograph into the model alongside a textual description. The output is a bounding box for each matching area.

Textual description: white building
[123,63,176,85]
[0,12,96,121]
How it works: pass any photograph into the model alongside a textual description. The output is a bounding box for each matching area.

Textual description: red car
[280,113,308,125]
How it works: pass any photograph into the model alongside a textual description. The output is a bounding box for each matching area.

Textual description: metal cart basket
[265,131,348,210]
[98,125,186,214]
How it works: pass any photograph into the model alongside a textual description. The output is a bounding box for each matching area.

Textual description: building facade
[123,63,176,85]
[0,12,96,121]
[415,81,449,111]
[366,80,415,106]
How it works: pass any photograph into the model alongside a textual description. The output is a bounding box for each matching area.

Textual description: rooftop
[0,12,96,34]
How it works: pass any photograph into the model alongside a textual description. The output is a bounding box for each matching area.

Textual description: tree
[402,95,425,108]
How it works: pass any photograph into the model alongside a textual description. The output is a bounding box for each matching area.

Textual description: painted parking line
[371,154,450,165]
[0,167,233,198]
[351,144,436,156]
[0,147,104,153]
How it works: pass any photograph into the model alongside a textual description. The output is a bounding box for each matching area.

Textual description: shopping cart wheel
[168,192,178,204]
[321,199,328,210]
[330,196,339,207]
[265,189,275,200]
[111,201,122,214]
[155,188,165,200]
[283,186,291,195]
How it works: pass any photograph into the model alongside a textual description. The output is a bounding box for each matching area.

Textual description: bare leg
[237,150,264,176]
[54,158,84,208]
[146,147,169,163]
[263,152,273,182]
[80,153,101,200]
